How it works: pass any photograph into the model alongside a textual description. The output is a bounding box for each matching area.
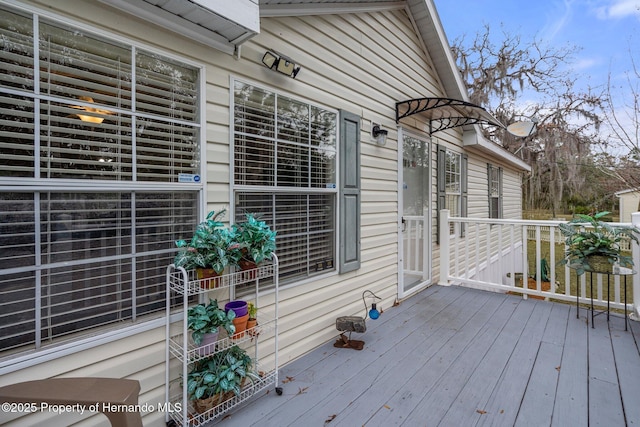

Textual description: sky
[433,0,640,113]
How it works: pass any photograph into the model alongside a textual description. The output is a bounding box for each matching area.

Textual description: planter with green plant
[246,302,258,334]
[187,299,236,355]
[186,345,260,414]
[558,211,639,275]
[232,213,277,271]
[174,210,238,288]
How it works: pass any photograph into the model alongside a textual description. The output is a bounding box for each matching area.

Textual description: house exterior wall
[0,1,525,426]
[1,2,434,426]
[618,190,640,222]
[425,132,524,286]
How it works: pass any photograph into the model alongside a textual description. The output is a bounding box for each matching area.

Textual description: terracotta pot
[238,259,258,279]
[196,268,220,289]
[246,318,258,336]
[231,313,249,339]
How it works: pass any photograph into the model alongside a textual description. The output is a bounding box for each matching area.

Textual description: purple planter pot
[225,300,248,318]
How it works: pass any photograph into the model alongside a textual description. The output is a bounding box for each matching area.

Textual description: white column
[631,212,640,321]
[439,209,450,286]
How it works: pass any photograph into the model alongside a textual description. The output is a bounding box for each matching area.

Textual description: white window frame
[229,77,340,288]
[0,3,206,362]
[445,150,461,235]
[488,164,503,219]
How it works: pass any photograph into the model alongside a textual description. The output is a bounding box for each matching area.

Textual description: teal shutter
[487,164,492,217]
[436,144,446,244]
[460,153,468,237]
[339,110,361,273]
[498,166,503,218]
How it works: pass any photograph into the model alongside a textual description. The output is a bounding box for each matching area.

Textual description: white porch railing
[439,210,640,319]
[403,215,427,277]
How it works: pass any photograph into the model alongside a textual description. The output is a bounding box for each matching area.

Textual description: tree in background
[603,49,640,190]
[449,25,630,215]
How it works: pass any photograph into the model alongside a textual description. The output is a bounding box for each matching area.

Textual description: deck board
[213,285,640,427]
[551,305,589,427]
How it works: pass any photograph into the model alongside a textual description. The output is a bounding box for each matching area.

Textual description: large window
[0,6,202,354]
[232,81,338,282]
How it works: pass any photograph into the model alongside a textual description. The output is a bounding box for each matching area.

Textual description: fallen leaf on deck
[324,414,336,425]
[476,409,487,415]
[383,404,391,410]
[297,386,308,395]
[282,376,295,383]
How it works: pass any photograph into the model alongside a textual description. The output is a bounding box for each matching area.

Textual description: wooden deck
[215,285,640,426]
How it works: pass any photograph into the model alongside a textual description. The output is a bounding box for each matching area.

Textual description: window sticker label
[178,173,200,183]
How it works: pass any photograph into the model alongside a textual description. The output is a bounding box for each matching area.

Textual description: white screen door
[398,131,431,298]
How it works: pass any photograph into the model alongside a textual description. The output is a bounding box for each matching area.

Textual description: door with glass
[398,132,431,298]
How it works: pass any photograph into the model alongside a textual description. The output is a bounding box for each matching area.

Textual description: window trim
[488,163,503,219]
[0,3,207,359]
[229,76,342,285]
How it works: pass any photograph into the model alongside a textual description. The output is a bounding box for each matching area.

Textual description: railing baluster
[439,211,636,312]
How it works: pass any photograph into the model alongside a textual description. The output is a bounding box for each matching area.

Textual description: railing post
[631,212,640,321]
[439,209,450,286]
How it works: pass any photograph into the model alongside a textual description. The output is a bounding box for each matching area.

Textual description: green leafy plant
[174,210,239,273]
[233,213,277,266]
[558,211,639,275]
[247,302,258,320]
[187,345,260,401]
[187,299,236,345]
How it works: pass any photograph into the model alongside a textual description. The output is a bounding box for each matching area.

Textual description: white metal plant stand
[165,255,280,427]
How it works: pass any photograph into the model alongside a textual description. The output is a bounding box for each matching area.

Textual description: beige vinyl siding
[618,190,640,222]
[0,2,450,426]
[427,132,524,285]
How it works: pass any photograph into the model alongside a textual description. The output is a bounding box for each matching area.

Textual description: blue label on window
[178,173,199,183]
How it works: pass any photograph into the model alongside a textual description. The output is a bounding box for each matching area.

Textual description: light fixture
[371,122,388,145]
[72,96,111,124]
[262,50,301,78]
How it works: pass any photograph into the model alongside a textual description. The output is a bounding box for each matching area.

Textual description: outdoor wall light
[262,50,301,78]
[371,123,388,145]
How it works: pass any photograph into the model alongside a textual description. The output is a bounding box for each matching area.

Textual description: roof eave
[463,127,531,172]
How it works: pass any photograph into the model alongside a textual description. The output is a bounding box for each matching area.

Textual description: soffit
[98,0,260,54]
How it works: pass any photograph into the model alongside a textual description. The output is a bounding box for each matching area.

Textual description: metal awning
[396,97,505,134]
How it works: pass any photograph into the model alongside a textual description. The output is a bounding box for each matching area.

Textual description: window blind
[233,80,338,284]
[0,5,202,353]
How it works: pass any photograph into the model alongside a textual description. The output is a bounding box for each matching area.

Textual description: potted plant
[187,299,236,354]
[232,213,277,270]
[225,300,249,338]
[246,302,258,334]
[187,345,260,414]
[174,210,237,287]
[558,211,639,275]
